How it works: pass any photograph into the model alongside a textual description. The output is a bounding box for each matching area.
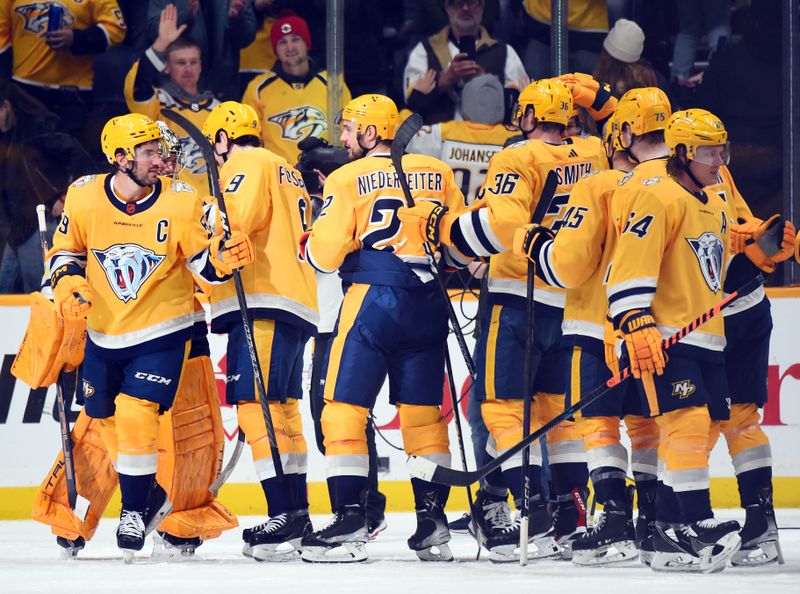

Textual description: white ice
[2,510,798,594]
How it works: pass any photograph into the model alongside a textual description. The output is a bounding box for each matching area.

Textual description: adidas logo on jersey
[671,380,696,399]
[687,232,724,293]
[92,244,166,303]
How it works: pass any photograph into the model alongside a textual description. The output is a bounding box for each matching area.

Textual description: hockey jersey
[607,169,734,355]
[304,152,466,284]
[210,147,318,334]
[239,16,276,74]
[407,120,518,204]
[242,63,351,166]
[524,0,608,31]
[48,173,224,358]
[0,0,126,89]
[124,52,219,194]
[448,135,608,309]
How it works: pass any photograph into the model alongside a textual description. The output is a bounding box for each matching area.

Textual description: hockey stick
[162,108,283,478]
[36,205,90,520]
[408,274,765,487]
[390,113,480,545]
[520,169,558,565]
[209,429,246,497]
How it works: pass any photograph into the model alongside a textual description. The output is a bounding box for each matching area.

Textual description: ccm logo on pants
[134,372,173,385]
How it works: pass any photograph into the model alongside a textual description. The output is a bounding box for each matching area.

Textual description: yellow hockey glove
[397,201,455,248]
[557,72,617,121]
[512,223,554,263]
[53,276,92,321]
[619,309,666,378]
[743,215,796,273]
[210,231,253,277]
[730,217,763,254]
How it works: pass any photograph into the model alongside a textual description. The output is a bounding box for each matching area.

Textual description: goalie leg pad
[12,292,65,388]
[237,401,293,480]
[32,410,118,542]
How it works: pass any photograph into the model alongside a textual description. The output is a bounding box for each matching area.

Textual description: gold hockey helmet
[100,113,161,165]
[202,101,262,144]
[341,94,399,140]
[515,79,573,126]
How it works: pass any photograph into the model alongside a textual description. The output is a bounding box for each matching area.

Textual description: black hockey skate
[571,499,638,566]
[56,536,85,560]
[731,486,784,566]
[651,518,741,573]
[487,497,560,563]
[152,532,203,558]
[367,509,387,541]
[634,486,656,566]
[116,509,146,564]
[142,481,173,536]
[550,487,588,560]
[467,488,513,546]
[408,492,453,562]
[244,509,312,561]
[300,504,368,563]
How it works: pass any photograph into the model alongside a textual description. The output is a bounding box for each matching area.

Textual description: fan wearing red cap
[242,13,351,166]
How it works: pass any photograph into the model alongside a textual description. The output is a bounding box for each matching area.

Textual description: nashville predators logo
[15,2,75,35]
[268,106,327,141]
[671,380,696,399]
[687,232,724,293]
[82,379,95,399]
[92,244,165,303]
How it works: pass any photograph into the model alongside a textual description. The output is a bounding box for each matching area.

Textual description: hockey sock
[504,464,543,505]
[260,476,294,517]
[293,473,309,509]
[119,472,155,513]
[675,488,713,524]
[327,476,367,510]
[551,461,589,497]
[655,481,681,524]
[736,467,772,507]
[590,467,628,504]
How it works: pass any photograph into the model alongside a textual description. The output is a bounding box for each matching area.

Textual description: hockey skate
[56,536,85,560]
[152,532,202,559]
[117,509,146,564]
[571,500,638,566]
[243,510,312,561]
[486,499,560,563]
[634,486,656,567]
[367,510,387,541]
[731,487,784,566]
[651,518,741,573]
[468,489,513,547]
[300,505,368,563]
[407,493,453,562]
[143,481,174,536]
[550,487,588,560]
[448,512,473,534]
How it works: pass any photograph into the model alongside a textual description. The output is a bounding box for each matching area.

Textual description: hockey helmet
[202,101,262,144]
[602,111,625,156]
[665,108,729,163]
[100,113,161,165]
[341,94,399,141]
[614,87,671,138]
[514,79,573,126]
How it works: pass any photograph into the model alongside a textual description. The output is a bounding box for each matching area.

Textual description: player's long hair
[593,49,660,98]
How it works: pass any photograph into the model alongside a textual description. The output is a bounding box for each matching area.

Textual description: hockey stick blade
[408,274,765,487]
[209,429,245,497]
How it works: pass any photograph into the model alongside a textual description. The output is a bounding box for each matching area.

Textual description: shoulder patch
[72,175,96,188]
[641,177,661,186]
[505,139,527,150]
[584,170,600,178]
[619,171,634,186]
[171,181,195,194]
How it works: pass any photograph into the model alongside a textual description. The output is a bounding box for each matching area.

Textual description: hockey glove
[730,217,763,254]
[743,214,796,273]
[210,231,253,277]
[603,316,620,376]
[53,275,93,321]
[512,223,554,263]
[619,309,666,378]
[557,72,617,121]
[397,201,455,248]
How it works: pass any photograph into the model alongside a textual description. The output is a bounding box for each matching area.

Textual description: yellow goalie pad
[31,410,118,541]
[156,355,238,540]
[12,292,86,388]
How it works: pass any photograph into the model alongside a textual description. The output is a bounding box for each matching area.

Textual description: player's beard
[130,161,160,187]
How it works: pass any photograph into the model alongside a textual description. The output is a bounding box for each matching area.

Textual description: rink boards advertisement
[0,290,799,519]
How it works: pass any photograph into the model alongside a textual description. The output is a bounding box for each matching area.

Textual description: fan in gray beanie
[460,74,505,125]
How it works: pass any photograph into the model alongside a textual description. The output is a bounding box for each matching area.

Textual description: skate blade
[638,549,654,567]
[414,543,454,562]
[650,551,705,573]
[699,532,741,574]
[59,545,82,560]
[122,549,136,564]
[572,541,639,566]
[369,519,388,541]
[252,539,303,562]
[300,542,368,563]
[151,533,197,560]
[488,537,561,564]
[731,539,781,567]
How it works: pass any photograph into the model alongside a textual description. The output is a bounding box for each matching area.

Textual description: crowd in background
[0,0,784,292]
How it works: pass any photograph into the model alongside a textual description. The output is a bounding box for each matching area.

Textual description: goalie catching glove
[512,223,554,263]
[397,201,455,248]
[618,309,666,379]
[53,275,93,321]
[733,214,795,273]
[209,231,253,277]
[557,72,617,121]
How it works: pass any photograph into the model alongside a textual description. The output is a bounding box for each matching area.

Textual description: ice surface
[1,510,798,594]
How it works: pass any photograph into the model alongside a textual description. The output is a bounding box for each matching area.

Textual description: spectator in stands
[0,81,95,294]
[239,0,279,96]
[147,0,257,101]
[593,19,665,98]
[521,0,608,79]
[0,0,127,150]
[242,13,351,166]
[403,0,527,125]
[125,3,219,192]
[671,0,731,86]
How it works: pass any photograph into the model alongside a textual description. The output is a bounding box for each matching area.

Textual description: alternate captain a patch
[686,232,724,293]
[92,244,165,303]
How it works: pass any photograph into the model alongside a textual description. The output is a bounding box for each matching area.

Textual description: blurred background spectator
[593,18,666,98]
[670,0,731,87]
[238,0,279,95]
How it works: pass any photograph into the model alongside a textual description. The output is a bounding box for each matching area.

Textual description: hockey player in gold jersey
[606,109,741,573]
[400,79,607,561]
[299,94,464,563]
[201,101,318,562]
[514,89,671,565]
[47,113,252,561]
